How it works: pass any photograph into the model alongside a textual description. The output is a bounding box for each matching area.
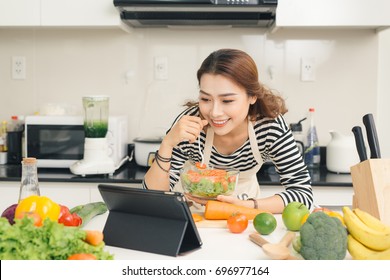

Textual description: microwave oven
[24,115,128,168]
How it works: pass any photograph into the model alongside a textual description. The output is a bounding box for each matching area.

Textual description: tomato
[58,204,82,227]
[228,175,237,183]
[15,211,43,227]
[59,212,82,227]
[67,253,97,260]
[58,205,70,220]
[71,213,82,226]
[227,213,248,234]
[195,162,207,169]
[221,180,228,191]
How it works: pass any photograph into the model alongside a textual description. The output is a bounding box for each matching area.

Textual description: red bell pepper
[58,205,82,227]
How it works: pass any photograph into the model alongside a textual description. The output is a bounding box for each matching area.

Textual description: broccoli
[292,211,348,260]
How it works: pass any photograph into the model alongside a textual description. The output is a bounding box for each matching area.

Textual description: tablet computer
[98,184,202,257]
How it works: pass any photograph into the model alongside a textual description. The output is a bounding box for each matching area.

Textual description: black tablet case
[98,184,202,257]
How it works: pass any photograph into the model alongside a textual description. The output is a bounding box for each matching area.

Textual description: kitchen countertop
[84,212,352,260]
[0,161,352,187]
[84,212,293,260]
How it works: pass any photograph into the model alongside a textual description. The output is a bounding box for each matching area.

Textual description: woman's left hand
[184,193,209,206]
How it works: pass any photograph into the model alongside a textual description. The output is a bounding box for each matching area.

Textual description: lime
[253,212,277,235]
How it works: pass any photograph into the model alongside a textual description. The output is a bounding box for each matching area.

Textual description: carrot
[67,253,97,260]
[204,200,264,220]
[84,230,104,246]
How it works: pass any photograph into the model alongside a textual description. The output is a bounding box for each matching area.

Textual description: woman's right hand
[163,115,208,148]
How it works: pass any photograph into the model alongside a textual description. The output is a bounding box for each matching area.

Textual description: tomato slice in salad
[195,162,207,169]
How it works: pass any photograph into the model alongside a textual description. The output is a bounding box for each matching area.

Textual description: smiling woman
[143,48,313,214]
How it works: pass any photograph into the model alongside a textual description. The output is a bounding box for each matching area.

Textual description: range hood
[113,0,277,28]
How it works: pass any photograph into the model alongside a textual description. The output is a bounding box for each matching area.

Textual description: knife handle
[363,114,381,159]
[352,126,368,162]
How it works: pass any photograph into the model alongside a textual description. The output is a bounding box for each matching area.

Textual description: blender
[70,96,116,176]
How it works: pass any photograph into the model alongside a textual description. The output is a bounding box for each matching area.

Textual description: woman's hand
[163,115,208,148]
[216,195,252,208]
[184,193,209,206]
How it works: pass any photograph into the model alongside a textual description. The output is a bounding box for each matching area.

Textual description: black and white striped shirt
[146,106,313,209]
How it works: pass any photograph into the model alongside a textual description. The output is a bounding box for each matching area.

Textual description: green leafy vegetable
[181,169,237,198]
[0,217,113,260]
[293,211,347,260]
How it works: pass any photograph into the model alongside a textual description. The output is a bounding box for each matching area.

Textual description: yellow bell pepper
[15,195,61,222]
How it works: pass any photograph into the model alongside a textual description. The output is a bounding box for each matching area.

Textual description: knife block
[350,159,390,226]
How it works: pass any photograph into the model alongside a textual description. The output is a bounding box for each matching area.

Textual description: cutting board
[193,213,227,228]
[195,219,227,228]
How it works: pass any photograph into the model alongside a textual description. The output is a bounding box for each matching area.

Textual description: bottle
[1,121,7,152]
[18,157,40,202]
[290,117,306,156]
[6,116,24,164]
[304,108,321,168]
[8,115,24,132]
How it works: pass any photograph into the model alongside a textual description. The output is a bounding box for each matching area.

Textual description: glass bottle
[290,117,306,156]
[304,108,321,168]
[1,120,7,152]
[18,157,40,202]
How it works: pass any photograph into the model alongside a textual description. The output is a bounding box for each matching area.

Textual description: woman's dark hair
[186,48,287,120]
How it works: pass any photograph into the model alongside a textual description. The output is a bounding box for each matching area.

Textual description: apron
[175,120,263,201]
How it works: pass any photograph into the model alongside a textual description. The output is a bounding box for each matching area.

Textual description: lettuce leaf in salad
[186,177,234,197]
[0,217,113,260]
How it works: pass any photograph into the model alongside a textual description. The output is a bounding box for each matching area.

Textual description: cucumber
[70,202,108,227]
[69,204,84,214]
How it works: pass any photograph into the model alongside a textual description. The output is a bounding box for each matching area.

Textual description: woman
[143,49,313,213]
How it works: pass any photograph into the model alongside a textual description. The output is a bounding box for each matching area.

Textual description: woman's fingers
[185,193,208,205]
[165,116,208,147]
[177,116,207,143]
[216,195,235,204]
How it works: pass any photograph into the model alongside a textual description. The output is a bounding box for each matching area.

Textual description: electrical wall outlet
[12,56,26,80]
[301,57,316,82]
[154,56,168,80]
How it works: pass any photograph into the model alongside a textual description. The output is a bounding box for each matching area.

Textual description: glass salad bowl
[180,162,239,199]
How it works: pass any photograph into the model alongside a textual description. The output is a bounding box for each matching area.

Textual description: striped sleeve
[254,115,313,209]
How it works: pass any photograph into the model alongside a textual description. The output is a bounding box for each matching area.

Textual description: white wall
[0,27,385,156]
[377,28,390,157]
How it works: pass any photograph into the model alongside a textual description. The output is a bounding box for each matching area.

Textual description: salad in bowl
[180,162,239,199]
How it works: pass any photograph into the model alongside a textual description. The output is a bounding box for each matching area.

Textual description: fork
[198,136,204,166]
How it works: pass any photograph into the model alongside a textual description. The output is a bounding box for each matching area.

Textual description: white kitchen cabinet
[0,181,142,213]
[0,0,124,28]
[0,182,90,211]
[276,0,390,28]
[40,0,120,27]
[0,0,40,26]
[0,184,19,211]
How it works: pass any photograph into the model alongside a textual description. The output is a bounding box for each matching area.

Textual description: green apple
[282,202,310,231]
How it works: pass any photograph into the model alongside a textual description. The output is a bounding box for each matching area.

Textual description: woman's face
[198,73,256,137]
